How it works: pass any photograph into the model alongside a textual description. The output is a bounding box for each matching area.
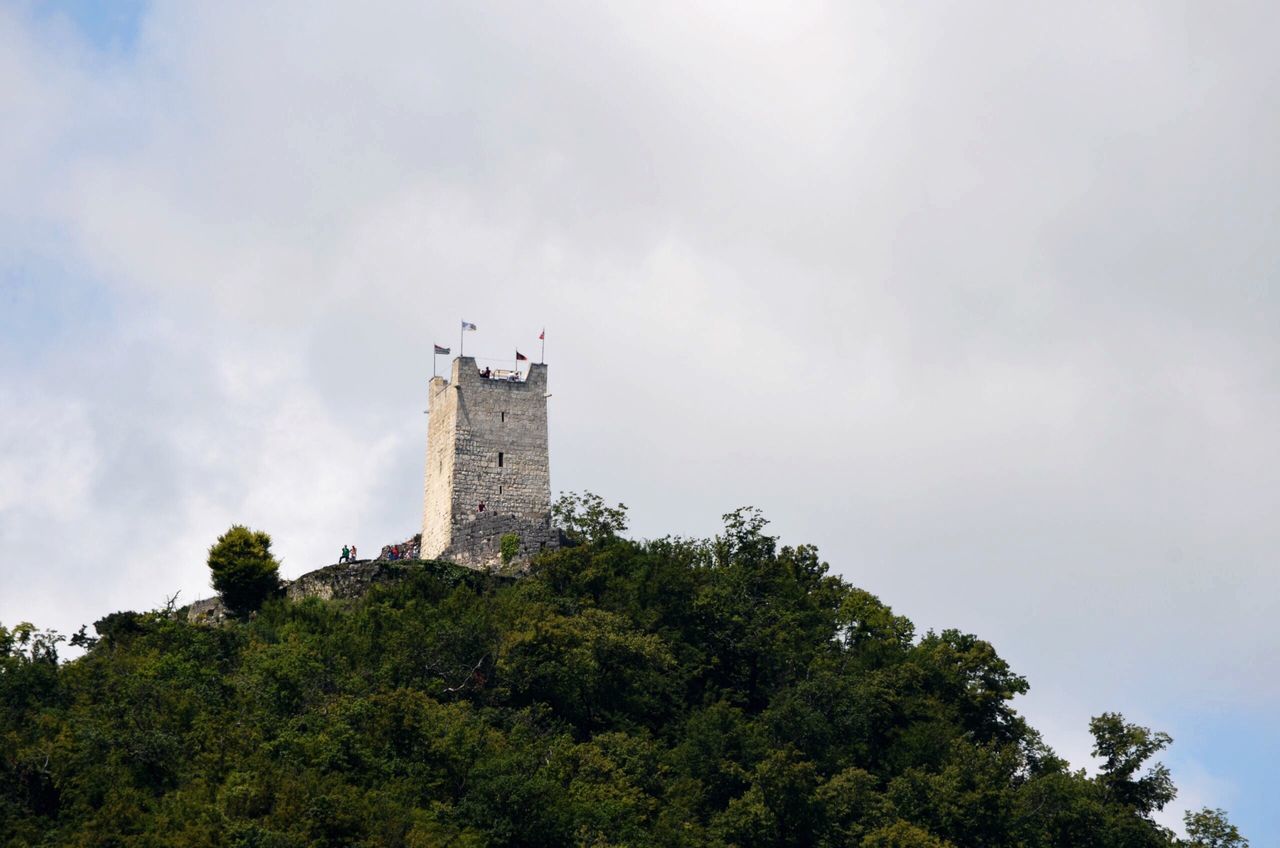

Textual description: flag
[538,328,545,340]
[461,321,477,331]
[515,351,528,361]
[434,344,450,355]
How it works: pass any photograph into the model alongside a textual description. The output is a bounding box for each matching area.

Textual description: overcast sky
[2,1,1277,840]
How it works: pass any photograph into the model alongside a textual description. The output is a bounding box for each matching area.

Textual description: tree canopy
[207,524,282,616]
[0,505,1246,847]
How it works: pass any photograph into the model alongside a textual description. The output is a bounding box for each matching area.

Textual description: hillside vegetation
[0,505,1244,847]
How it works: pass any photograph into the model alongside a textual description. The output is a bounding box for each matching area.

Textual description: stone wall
[186,595,228,625]
[421,375,457,558]
[377,533,421,561]
[421,356,557,570]
[438,512,564,573]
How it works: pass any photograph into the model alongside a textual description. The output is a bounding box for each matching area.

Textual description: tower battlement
[421,356,559,569]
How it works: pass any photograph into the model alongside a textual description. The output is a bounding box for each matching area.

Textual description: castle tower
[421,356,560,569]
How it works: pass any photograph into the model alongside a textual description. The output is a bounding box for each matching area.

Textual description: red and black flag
[515,351,529,361]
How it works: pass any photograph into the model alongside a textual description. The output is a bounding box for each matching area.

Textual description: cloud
[0,385,97,520]
[2,0,1277,836]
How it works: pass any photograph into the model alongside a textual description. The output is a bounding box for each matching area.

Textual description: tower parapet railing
[470,356,531,383]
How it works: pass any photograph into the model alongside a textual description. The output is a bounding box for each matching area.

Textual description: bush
[500,533,520,565]
[208,525,281,616]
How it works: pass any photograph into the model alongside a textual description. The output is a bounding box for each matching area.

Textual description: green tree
[207,524,281,616]
[816,766,882,847]
[0,508,1228,847]
[1089,712,1176,816]
[499,606,677,730]
[552,491,628,544]
[862,820,956,848]
[1184,808,1248,848]
[714,748,822,848]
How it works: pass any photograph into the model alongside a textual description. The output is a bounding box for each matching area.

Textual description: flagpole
[459,325,464,358]
[540,333,545,364]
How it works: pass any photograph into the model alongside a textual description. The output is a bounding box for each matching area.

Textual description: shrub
[500,533,520,565]
[208,525,281,616]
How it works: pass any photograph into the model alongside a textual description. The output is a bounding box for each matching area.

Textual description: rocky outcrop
[285,559,417,601]
[376,533,421,562]
[185,559,429,624]
[186,595,229,626]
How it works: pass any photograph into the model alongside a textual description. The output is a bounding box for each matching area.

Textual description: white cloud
[2,0,1276,828]
[0,387,97,520]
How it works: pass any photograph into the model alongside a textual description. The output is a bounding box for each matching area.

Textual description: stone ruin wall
[421,357,557,570]
[376,533,421,562]
[441,511,562,571]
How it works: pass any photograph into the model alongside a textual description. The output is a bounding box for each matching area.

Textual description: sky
[2,0,1277,840]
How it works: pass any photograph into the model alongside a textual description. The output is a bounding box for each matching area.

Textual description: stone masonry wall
[440,511,563,572]
[421,357,556,570]
[421,375,457,558]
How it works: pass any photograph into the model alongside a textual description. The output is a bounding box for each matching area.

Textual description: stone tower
[421,356,560,569]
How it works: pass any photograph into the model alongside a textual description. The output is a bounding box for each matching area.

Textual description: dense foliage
[207,525,282,616]
[0,507,1245,847]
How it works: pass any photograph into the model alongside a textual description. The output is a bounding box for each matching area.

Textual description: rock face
[185,559,425,624]
[186,595,228,625]
[421,356,561,570]
[285,560,416,601]
[376,534,422,562]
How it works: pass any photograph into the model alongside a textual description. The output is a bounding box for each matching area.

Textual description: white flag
[461,320,477,331]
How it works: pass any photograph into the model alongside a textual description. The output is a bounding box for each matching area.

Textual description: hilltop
[184,551,482,626]
[0,507,1243,847]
